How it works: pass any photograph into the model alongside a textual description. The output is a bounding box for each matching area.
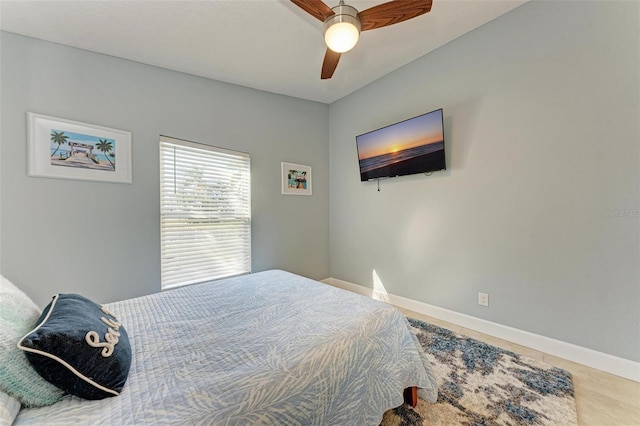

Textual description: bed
[4,270,437,425]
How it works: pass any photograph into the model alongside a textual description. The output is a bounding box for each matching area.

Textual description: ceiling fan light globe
[323,3,361,53]
[325,22,359,53]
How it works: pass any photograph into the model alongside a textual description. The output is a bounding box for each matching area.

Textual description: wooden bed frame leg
[403,386,418,407]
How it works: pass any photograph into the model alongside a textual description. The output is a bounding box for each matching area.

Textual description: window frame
[159,135,251,290]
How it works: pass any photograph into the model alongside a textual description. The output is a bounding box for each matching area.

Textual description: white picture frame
[27,112,132,184]
[281,162,312,195]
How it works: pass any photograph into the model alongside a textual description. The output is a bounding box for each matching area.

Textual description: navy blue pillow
[18,294,132,400]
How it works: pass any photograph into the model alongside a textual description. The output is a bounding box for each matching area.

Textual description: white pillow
[0,390,21,425]
[0,275,65,407]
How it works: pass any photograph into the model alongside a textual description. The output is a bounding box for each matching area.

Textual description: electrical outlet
[478,292,489,307]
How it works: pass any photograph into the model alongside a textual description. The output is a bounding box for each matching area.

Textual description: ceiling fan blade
[321,48,341,79]
[358,0,433,32]
[290,0,335,22]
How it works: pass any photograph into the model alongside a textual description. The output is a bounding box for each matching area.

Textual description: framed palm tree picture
[27,112,132,183]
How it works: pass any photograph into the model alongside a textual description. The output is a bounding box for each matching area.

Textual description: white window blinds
[159,136,251,290]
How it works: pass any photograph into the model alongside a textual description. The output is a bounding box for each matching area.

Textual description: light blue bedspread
[15,270,437,425]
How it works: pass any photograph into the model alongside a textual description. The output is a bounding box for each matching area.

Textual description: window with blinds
[159,136,251,290]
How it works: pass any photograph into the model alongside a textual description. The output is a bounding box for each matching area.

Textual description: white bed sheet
[14,270,437,425]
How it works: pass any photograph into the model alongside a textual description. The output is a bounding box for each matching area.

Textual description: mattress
[14,270,437,425]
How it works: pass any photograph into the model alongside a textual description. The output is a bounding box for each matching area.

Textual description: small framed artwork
[27,112,132,184]
[281,162,312,195]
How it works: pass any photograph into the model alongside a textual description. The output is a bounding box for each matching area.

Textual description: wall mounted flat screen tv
[356,108,445,181]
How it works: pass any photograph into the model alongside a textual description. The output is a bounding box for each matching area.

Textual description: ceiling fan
[291,0,433,79]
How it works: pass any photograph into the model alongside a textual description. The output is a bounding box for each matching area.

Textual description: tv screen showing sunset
[356,109,445,181]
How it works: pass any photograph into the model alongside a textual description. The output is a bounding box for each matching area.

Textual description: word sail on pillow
[18,294,132,400]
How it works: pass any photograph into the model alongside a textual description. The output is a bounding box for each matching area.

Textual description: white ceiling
[0,0,527,104]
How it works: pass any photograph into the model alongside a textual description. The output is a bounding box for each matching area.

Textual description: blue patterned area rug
[381,318,578,425]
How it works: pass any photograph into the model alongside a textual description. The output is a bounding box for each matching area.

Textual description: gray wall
[1,2,638,364]
[329,1,639,361]
[0,32,330,307]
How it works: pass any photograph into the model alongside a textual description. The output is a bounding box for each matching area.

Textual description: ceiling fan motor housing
[323,3,361,53]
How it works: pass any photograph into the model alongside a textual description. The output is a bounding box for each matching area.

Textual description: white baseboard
[322,277,640,383]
